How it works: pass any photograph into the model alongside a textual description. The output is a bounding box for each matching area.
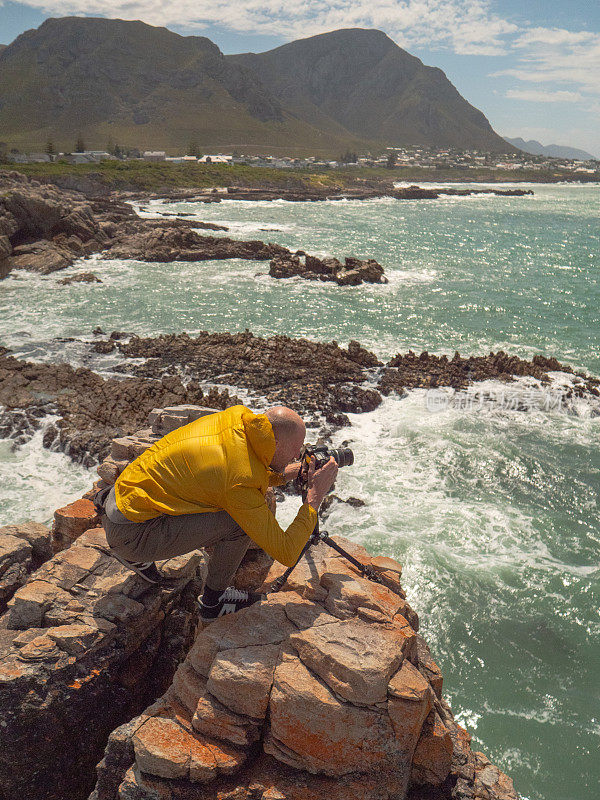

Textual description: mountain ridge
[230,28,509,152]
[504,137,596,161]
[0,17,512,155]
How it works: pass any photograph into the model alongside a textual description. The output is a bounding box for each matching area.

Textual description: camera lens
[330,447,354,467]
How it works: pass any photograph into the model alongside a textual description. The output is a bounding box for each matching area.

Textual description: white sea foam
[322,389,600,595]
[0,415,92,526]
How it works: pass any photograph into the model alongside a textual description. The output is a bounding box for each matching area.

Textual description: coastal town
[3,143,598,177]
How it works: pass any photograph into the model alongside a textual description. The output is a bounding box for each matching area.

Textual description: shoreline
[0,170,535,283]
[5,161,599,198]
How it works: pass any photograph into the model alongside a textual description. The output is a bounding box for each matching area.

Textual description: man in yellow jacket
[96,404,338,620]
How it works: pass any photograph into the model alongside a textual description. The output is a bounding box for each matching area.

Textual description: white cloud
[505,89,585,104]
[514,27,596,47]
[15,0,518,55]
[493,27,600,97]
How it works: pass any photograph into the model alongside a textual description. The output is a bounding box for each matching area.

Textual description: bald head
[265,406,306,472]
[265,406,305,440]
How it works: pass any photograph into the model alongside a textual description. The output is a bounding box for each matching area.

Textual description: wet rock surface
[1,332,599,470]
[269,253,387,285]
[103,224,291,263]
[1,170,534,284]
[89,539,519,800]
[128,184,534,204]
[379,349,600,397]
[112,331,382,425]
[0,173,290,278]
[0,350,239,465]
[58,271,103,285]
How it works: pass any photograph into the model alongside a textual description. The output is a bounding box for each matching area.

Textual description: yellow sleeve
[267,469,285,487]
[224,485,317,567]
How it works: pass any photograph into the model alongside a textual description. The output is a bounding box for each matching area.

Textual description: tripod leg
[269,525,318,592]
[320,537,383,583]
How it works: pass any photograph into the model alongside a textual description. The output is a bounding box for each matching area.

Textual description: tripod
[270,518,383,592]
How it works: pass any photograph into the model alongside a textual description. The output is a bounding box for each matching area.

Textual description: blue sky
[1,0,599,157]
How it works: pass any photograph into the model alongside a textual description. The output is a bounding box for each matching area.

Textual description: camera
[293,443,354,495]
[305,444,354,470]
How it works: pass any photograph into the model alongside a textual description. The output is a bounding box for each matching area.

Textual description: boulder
[0,532,32,608]
[0,234,12,264]
[0,521,52,562]
[269,254,387,285]
[3,188,64,238]
[58,271,103,285]
[410,709,453,786]
[9,240,74,273]
[52,498,100,551]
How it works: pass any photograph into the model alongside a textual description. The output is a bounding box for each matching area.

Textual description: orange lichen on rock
[52,498,99,550]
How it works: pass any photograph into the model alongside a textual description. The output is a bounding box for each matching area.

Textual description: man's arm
[225,485,317,567]
[224,458,338,567]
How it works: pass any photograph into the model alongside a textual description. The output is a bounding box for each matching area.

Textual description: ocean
[0,183,598,800]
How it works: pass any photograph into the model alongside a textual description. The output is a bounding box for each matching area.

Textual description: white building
[143,151,167,161]
[198,154,233,163]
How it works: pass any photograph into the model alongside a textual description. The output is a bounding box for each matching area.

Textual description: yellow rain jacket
[114,405,317,567]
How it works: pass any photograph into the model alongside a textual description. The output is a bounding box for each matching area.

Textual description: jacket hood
[242,410,276,467]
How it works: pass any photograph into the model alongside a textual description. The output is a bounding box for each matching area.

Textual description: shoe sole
[97,547,162,584]
[197,596,265,624]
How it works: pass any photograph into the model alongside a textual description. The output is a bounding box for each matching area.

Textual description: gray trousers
[100,487,251,591]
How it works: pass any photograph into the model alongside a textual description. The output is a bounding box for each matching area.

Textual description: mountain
[229,29,511,152]
[505,137,596,161]
[0,17,366,154]
[0,17,512,155]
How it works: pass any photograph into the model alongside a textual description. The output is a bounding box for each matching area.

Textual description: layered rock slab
[0,522,52,609]
[0,526,207,800]
[90,539,519,800]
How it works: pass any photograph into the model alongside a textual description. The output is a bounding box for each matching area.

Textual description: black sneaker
[198,586,265,622]
[105,549,163,584]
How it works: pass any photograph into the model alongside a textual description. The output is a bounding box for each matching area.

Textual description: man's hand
[282,461,301,483]
[306,456,338,510]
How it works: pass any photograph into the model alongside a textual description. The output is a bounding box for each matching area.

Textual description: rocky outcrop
[0,525,207,800]
[58,272,103,285]
[0,172,392,283]
[269,253,388,285]
[2,333,599,470]
[112,331,382,427]
[52,498,101,552]
[128,185,533,204]
[90,539,519,800]
[0,522,52,611]
[0,233,13,278]
[0,405,520,800]
[0,350,238,465]
[0,171,113,274]
[379,349,600,396]
[103,225,290,263]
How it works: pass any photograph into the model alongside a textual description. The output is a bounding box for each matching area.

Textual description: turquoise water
[1,183,599,799]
